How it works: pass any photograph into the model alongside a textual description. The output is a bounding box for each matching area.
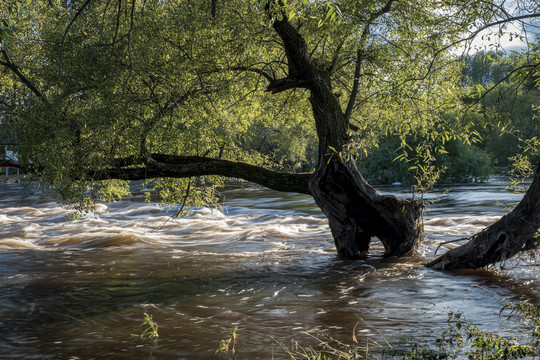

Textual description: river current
[0,178,538,359]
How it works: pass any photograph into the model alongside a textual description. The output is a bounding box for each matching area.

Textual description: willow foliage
[0,0,518,207]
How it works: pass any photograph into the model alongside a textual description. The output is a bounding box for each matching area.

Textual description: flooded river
[0,178,538,359]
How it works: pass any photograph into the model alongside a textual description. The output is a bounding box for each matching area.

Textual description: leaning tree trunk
[309,156,424,257]
[267,14,424,258]
[428,160,540,270]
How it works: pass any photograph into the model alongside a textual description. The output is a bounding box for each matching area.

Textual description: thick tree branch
[265,1,349,152]
[0,49,44,98]
[427,160,540,270]
[270,13,313,80]
[3,154,311,194]
[92,154,312,195]
[266,77,308,93]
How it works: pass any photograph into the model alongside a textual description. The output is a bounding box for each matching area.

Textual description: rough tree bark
[309,158,424,257]
[428,160,540,270]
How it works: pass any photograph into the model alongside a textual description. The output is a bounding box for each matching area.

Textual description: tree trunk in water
[265,16,425,258]
[308,156,424,257]
[428,160,540,270]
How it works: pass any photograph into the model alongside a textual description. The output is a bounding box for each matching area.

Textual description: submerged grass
[275,336,373,360]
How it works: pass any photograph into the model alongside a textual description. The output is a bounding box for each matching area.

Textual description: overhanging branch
[427,160,540,270]
[92,154,312,194]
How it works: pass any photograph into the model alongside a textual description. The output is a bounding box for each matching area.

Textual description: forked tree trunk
[309,157,424,257]
[428,160,540,270]
[305,78,424,257]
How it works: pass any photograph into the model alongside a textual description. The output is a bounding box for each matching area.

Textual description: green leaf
[0,29,8,41]
[352,321,359,344]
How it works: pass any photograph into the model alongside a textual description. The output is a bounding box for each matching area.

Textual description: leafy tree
[2,0,540,266]
[458,51,540,168]
[461,51,512,86]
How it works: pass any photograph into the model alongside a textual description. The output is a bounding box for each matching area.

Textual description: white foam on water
[121,204,163,216]
[3,192,504,255]
[92,203,108,213]
[424,215,499,237]
[190,207,226,219]
[0,238,39,249]
[0,195,501,258]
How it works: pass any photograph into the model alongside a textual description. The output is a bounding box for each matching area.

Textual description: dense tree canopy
[0,0,473,183]
[1,0,540,267]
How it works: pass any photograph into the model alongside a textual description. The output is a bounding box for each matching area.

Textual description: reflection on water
[0,178,538,359]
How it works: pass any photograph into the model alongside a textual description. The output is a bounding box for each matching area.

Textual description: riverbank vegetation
[244,302,540,359]
[1,0,540,267]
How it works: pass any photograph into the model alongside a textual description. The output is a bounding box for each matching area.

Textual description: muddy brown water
[0,178,538,359]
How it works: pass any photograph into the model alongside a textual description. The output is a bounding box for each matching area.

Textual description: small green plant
[276,327,387,360]
[216,326,238,359]
[276,338,364,360]
[438,310,537,360]
[502,302,540,340]
[402,346,446,360]
[278,305,540,360]
[140,313,159,339]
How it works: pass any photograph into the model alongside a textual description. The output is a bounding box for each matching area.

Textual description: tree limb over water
[94,154,311,195]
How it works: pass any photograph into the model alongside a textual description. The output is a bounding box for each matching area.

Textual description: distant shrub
[358,138,415,185]
[435,141,494,183]
[358,137,494,185]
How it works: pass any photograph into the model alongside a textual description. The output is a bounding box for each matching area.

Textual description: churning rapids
[0,178,539,359]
